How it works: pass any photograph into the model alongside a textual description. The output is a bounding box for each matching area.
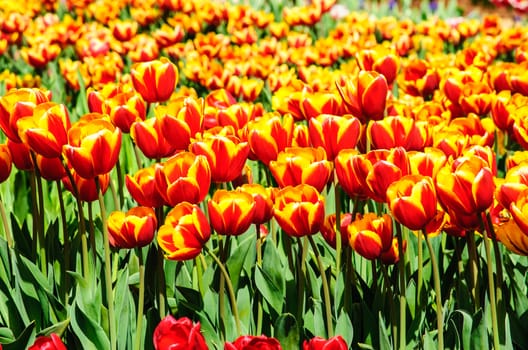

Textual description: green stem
[485,212,504,338]
[334,183,342,282]
[466,230,480,310]
[0,197,13,248]
[205,244,242,337]
[308,235,334,338]
[88,202,96,259]
[155,205,166,319]
[33,163,47,276]
[115,159,124,209]
[134,247,145,350]
[481,213,500,350]
[196,255,204,297]
[29,171,38,260]
[256,224,263,336]
[381,262,397,348]
[417,230,423,310]
[108,174,120,212]
[96,177,117,350]
[57,180,70,304]
[297,237,309,336]
[423,233,443,350]
[395,222,406,350]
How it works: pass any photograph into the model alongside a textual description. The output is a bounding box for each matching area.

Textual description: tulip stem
[87,202,96,259]
[256,224,263,336]
[96,178,117,350]
[196,255,204,297]
[481,213,501,349]
[297,237,309,337]
[29,171,38,259]
[115,159,124,210]
[57,180,70,304]
[308,235,334,338]
[424,233,443,350]
[395,222,406,350]
[381,261,397,346]
[155,206,166,319]
[134,247,145,350]
[466,230,480,310]
[33,164,47,277]
[205,244,242,337]
[417,230,423,311]
[334,183,342,284]
[0,197,13,249]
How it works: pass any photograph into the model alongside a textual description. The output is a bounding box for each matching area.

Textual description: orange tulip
[398,59,439,99]
[386,175,438,231]
[237,184,274,225]
[131,57,178,103]
[36,155,66,181]
[367,116,429,151]
[6,139,33,171]
[299,90,342,120]
[0,144,12,183]
[247,113,294,165]
[158,97,205,151]
[130,117,177,160]
[21,41,61,69]
[64,116,122,179]
[435,156,495,215]
[102,90,146,133]
[208,190,256,236]
[62,169,110,202]
[347,213,393,261]
[335,149,371,200]
[496,164,528,210]
[308,114,361,160]
[269,147,333,193]
[273,184,325,237]
[365,147,410,203]
[408,147,447,179]
[16,102,71,158]
[108,207,157,249]
[155,151,211,206]
[356,48,399,85]
[190,130,250,183]
[510,189,528,238]
[459,82,493,117]
[157,202,211,261]
[320,213,353,249]
[336,70,388,123]
[126,165,165,208]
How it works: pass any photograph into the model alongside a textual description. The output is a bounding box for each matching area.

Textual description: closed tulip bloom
[494,211,528,255]
[28,333,66,350]
[365,147,410,203]
[356,48,399,85]
[17,102,71,158]
[153,315,209,350]
[269,147,333,193]
[131,117,177,160]
[208,190,256,236]
[64,117,122,179]
[190,131,250,183]
[273,184,325,237]
[108,207,157,249]
[335,149,370,200]
[308,114,361,160]
[237,184,274,225]
[347,213,393,260]
[336,70,388,123]
[36,155,66,181]
[321,213,353,249]
[102,90,147,133]
[497,164,528,209]
[6,139,33,171]
[158,96,205,151]
[0,144,12,183]
[303,335,348,350]
[157,202,211,261]
[408,148,447,179]
[225,335,282,350]
[368,115,429,151]
[435,156,495,215]
[386,175,438,230]
[247,113,294,165]
[459,81,493,117]
[126,165,165,208]
[131,57,178,103]
[299,90,342,120]
[155,151,211,206]
[62,169,110,202]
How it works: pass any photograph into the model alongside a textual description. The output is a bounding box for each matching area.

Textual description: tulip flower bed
[1,0,528,349]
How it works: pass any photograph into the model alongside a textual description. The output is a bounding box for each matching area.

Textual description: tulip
[459,82,493,117]
[365,147,410,203]
[435,156,495,216]
[497,164,528,210]
[64,116,122,179]
[247,113,294,165]
[269,147,333,193]
[336,70,388,123]
[386,175,438,230]
[62,169,110,202]
[308,114,361,160]
[102,91,147,133]
[408,147,447,179]
[158,96,205,151]
[126,165,165,208]
[190,130,250,183]
[398,59,439,98]
[208,190,256,236]
[225,335,282,350]
[36,155,66,181]
[131,57,178,103]
[494,211,528,255]
[334,149,370,200]
[299,90,342,120]
[108,207,157,249]
[155,151,211,206]
[273,184,325,237]
[356,48,399,85]
[347,213,393,260]
[368,116,429,151]
[320,213,353,249]
[153,315,209,350]
[0,144,12,183]
[16,102,71,158]
[130,117,177,160]
[237,184,274,225]
[6,139,33,171]
[157,202,211,260]
[28,333,66,350]
[303,335,348,350]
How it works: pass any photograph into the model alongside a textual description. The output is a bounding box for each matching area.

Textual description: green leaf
[114,268,132,350]
[254,241,285,314]
[36,318,70,338]
[378,312,392,350]
[226,234,255,291]
[2,320,35,350]
[335,310,353,347]
[176,286,203,312]
[70,299,110,350]
[275,313,299,350]
[470,309,489,350]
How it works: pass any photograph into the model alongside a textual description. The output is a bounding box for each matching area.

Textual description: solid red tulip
[153,315,208,350]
